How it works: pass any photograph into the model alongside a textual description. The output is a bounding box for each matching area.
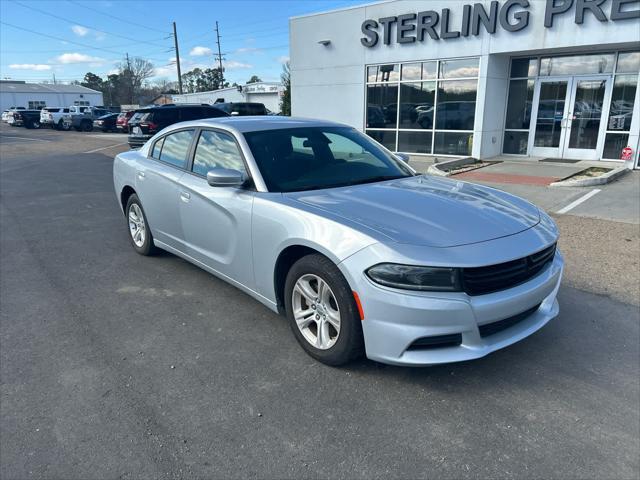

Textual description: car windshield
[243,126,413,192]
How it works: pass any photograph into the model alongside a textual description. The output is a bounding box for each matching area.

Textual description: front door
[530,76,611,160]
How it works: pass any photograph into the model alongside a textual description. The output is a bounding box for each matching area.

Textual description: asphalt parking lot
[1,123,639,479]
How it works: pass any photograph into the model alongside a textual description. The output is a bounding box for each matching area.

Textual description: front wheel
[125,194,158,256]
[284,254,364,366]
[82,121,93,132]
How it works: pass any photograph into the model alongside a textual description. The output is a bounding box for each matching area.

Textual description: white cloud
[224,60,252,70]
[189,46,213,56]
[54,53,105,64]
[9,64,52,71]
[234,47,262,54]
[95,31,106,41]
[277,55,290,64]
[71,25,89,37]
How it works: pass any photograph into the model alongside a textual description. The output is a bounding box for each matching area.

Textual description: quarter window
[151,137,164,159]
[158,130,194,168]
[192,130,245,176]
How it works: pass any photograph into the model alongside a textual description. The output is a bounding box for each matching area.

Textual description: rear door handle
[180,191,191,203]
[137,171,145,180]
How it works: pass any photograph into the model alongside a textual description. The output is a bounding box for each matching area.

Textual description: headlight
[366,263,462,292]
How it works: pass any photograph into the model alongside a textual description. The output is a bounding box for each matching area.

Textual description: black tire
[82,121,93,132]
[74,126,81,132]
[284,254,364,366]
[124,194,159,256]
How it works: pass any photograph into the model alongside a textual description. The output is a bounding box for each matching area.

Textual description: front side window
[158,129,194,168]
[192,130,245,176]
[244,127,412,192]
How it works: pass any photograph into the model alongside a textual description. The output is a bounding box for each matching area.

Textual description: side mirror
[395,152,410,163]
[206,167,245,187]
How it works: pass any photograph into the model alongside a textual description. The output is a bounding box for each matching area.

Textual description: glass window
[193,130,245,176]
[398,131,433,154]
[434,132,473,156]
[243,127,411,192]
[151,137,164,159]
[439,58,479,79]
[435,80,477,130]
[367,64,399,82]
[366,84,399,128]
[401,62,437,81]
[505,80,534,130]
[398,82,436,129]
[510,58,538,78]
[158,129,194,168]
[608,74,638,131]
[503,131,529,155]
[366,130,397,151]
[602,133,629,159]
[616,52,640,73]
[539,53,615,76]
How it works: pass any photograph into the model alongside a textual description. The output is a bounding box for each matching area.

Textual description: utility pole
[172,22,183,94]
[214,21,225,87]
[52,73,56,85]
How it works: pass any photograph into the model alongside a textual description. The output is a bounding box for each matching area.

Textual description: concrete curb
[550,165,630,187]
[427,157,475,177]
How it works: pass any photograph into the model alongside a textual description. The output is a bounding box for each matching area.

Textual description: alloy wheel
[128,203,146,248]
[291,274,341,350]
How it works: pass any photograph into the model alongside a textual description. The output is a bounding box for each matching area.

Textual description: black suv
[212,102,269,116]
[127,104,229,148]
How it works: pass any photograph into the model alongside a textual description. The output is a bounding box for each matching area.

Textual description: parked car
[113,117,563,366]
[127,104,229,149]
[71,107,110,132]
[40,107,73,130]
[7,110,42,129]
[2,107,26,123]
[212,102,269,116]
[116,111,135,132]
[93,113,119,132]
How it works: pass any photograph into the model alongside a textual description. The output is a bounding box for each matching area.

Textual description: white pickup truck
[40,107,75,130]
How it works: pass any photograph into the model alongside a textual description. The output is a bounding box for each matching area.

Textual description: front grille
[478,303,541,338]
[407,333,462,351]
[462,244,556,296]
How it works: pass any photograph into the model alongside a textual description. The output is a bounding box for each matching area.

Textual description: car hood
[287,175,540,248]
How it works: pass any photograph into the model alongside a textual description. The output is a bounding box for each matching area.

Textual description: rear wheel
[284,254,364,366]
[82,120,93,132]
[125,194,158,256]
[57,119,70,131]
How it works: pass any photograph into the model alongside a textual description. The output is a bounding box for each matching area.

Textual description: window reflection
[399,82,436,129]
[439,58,479,79]
[436,80,477,130]
[510,58,537,78]
[434,132,473,155]
[616,52,640,73]
[540,53,615,76]
[158,130,194,168]
[366,130,397,151]
[608,74,638,132]
[505,80,534,130]
[193,130,245,176]
[366,84,399,128]
[367,64,399,82]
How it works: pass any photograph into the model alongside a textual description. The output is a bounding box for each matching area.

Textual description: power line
[67,0,170,34]
[11,0,170,47]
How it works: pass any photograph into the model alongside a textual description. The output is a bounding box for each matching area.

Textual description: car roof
[177,116,349,133]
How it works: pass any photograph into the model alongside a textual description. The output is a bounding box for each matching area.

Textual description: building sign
[361,0,639,47]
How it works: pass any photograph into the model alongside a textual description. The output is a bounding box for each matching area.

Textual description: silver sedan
[113,117,563,366]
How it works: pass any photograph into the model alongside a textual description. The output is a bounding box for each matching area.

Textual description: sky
[0,0,360,85]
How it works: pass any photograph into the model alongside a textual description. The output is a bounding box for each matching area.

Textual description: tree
[181,67,226,93]
[116,56,154,103]
[81,72,104,92]
[247,75,262,84]
[279,61,290,116]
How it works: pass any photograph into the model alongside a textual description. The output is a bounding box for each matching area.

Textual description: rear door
[178,128,255,287]
[135,128,195,250]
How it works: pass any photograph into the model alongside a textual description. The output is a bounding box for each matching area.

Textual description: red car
[116,111,135,132]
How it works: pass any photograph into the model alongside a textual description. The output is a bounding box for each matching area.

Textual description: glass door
[530,79,571,158]
[564,76,610,160]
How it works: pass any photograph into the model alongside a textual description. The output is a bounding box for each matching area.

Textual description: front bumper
[339,232,563,366]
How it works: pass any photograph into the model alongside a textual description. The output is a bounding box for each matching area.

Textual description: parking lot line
[1,135,51,142]
[556,189,602,214]
[83,143,127,154]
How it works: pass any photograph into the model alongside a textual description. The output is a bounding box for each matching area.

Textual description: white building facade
[290,0,640,167]
[171,82,284,113]
[0,82,103,111]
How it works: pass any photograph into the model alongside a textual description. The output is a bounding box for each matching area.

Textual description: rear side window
[63,108,70,113]
[192,130,246,176]
[158,130,194,168]
[151,137,164,159]
[149,109,175,125]
[46,108,60,113]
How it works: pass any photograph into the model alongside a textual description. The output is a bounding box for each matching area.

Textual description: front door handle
[180,191,191,203]
[137,171,145,180]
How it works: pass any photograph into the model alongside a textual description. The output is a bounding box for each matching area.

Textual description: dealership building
[290,0,640,167]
